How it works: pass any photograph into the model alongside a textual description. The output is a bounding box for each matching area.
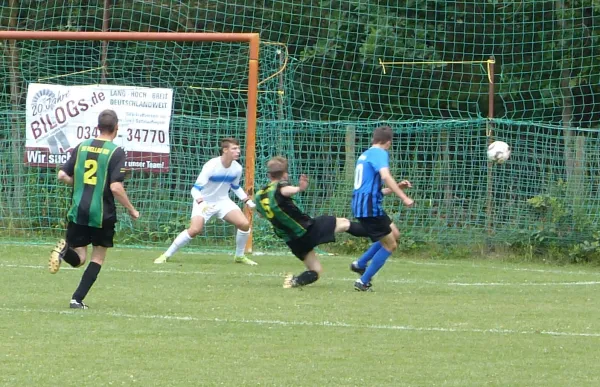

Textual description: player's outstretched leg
[155,230,193,263]
[155,216,204,264]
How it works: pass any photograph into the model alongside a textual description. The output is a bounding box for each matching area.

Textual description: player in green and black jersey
[49,109,139,309]
[255,156,368,288]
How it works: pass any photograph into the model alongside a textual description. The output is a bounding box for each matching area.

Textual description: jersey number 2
[260,198,274,219]
[353,164,363,189]
[84,159,98,185]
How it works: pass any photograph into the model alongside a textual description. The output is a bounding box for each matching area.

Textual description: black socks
[62,247,82,267]
[295,270,319,286]
[72,262,102,302]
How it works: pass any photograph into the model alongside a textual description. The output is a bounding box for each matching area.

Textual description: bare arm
[379,168,414,207]
[110,182,140,219]
[280,174,309,197]
[382,180,412,195]
[57,170,74,186]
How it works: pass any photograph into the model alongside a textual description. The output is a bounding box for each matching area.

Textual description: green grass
[1,244,600,386]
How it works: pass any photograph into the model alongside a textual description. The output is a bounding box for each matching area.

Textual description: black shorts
[66,221,116,248]
[286,215,337,260]
[357,215,392,242]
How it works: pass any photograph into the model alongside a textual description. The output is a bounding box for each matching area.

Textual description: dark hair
[267,156,288,179]
[220,137,240,153]
[97,109,119,133]
[372,125,393,145]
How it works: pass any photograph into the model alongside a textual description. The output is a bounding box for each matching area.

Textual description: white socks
[165,229,249,258]
[165,231,193,257]
[235,229,251,257]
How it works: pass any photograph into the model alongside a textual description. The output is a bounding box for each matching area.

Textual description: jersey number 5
[84,159,98,185]
[260,198,274,219]
[353,164,363,189]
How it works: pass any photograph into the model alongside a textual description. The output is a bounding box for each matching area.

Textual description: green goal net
[0,32,283,250]
[2,1,600,250]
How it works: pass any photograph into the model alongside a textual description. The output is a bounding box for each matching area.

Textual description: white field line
[403,259,600,276]
[1,262,600,287]
[0,306,598,338]
[3,243,600,276]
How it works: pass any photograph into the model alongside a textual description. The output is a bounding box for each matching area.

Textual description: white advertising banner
[25,83,173,172]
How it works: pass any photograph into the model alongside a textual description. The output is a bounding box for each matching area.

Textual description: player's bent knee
[383,240,397,252]
[237,222,251,232]
[380,234,397,251]
[187,227,202,237]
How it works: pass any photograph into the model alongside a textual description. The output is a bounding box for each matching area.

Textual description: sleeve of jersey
[191,160,212,199]
[108,148,127,183]
[60,144,80,176]
[370,149,390,172]
[230,166,247,200]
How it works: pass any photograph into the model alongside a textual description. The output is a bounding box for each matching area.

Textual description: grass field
[1,243,599,386]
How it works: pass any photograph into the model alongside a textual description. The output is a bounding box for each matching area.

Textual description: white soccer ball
[487,141,511,164]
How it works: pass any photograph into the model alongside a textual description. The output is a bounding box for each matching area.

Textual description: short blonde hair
[267,156,288,179]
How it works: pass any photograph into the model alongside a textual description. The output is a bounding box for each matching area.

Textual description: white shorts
[191,199,240,222]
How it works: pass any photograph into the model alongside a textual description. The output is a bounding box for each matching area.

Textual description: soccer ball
[487,141,511,164]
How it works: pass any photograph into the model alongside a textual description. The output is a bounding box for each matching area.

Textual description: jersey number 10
[353,164,363,189]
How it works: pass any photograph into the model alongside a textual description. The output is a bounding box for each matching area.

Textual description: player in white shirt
[154,138,258,265]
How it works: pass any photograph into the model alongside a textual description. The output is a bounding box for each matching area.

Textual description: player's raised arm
[379,168,413,207]
[280,174,309,197]
[382,179,412,195]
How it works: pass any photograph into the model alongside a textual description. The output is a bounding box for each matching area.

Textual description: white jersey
[192,157,242,203]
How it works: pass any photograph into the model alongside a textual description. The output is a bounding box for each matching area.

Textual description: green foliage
[521,180,600,263]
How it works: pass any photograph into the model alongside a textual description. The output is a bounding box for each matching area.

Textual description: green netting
[1,1,600,249]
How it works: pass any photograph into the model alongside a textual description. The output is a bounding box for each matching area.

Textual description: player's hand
[129,209,140,220]
[195,197,204,204]
[402,197,414,207]
[245,199,256,209]
[298,174,309,192]
[398,180,412,189]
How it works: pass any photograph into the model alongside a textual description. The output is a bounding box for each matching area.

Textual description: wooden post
[345,125,356,183]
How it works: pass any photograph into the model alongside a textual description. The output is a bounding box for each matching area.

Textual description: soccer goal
[0,30,261,251]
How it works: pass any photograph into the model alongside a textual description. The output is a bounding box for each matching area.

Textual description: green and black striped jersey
[61,138,126,228]
[254,180,313,242]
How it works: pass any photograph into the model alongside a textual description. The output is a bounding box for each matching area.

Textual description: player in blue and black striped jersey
[350,126,414,291]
